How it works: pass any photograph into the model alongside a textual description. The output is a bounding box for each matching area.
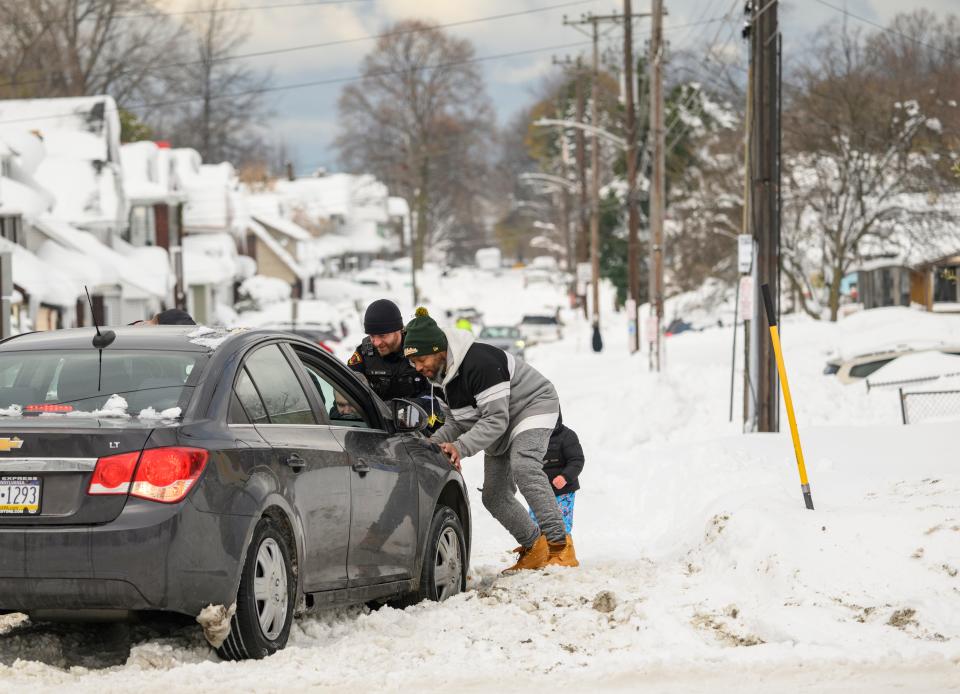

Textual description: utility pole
[563,14,609,351]
[649,0,666,371]
[748,0,781,432]
[555,55,590,267]
[624,0,640,354]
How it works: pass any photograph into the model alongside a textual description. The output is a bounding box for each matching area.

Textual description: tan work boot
[503,535,549,573]
[546,534,579,567]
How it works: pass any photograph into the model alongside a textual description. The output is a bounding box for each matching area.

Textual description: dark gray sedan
[0,326,470,660]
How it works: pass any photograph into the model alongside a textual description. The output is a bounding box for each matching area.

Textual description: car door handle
[283,454,306,472]
[352,458,370,476]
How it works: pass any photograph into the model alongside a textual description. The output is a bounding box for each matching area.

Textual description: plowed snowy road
[2,274,960,692]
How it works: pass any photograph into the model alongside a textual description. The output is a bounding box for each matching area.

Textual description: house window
[0,215,23,246]
[127,205,156,246]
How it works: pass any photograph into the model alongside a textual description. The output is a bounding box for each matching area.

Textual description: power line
[0,40,594,125]
[0,0,606,90]
[2,0,375,28]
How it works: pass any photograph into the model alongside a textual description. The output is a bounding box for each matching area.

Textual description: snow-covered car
[477,325,526,358]
[0,327,470,660]
[824,346,960,384]
[519,314,562,345]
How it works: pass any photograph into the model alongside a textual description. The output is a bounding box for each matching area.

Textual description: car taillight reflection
[88,447,208,503]
[25,404,74,413]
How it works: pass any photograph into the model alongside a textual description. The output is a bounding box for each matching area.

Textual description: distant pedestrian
[528,416,583,567]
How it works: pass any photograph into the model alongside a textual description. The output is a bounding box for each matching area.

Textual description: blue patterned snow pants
[529,492,575,534]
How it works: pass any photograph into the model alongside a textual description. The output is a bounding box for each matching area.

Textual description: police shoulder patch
[348,351,363,366]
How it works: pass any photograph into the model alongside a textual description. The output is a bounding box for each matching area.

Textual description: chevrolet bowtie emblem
[0,437,24,452]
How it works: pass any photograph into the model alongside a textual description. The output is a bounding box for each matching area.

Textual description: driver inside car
[329,392,363,422]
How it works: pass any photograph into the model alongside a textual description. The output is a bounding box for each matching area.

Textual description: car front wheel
[217,517,295,660]
[415,505,467,603]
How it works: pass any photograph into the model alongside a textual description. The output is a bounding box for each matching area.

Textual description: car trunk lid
[0,418,165,525]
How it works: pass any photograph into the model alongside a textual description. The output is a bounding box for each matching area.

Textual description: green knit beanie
[403,307,448,357]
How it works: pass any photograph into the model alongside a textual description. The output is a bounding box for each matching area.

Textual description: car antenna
[85,286,116,349]
[85,286,115,393]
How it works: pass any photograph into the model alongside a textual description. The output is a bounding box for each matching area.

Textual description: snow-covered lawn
[2,270,959,691]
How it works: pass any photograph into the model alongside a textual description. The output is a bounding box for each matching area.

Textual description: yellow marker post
[761,284,814,510]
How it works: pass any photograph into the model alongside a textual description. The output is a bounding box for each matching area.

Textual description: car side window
[244,345,316,425]
[296,357,372,429]
[233,367,268,424]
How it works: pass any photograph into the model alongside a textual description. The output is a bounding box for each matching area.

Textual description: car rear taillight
[130,447,208,503]
[87,447,208,503]
[88,451,140,495]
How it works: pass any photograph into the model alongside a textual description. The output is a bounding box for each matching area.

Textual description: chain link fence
[899,388,960,424]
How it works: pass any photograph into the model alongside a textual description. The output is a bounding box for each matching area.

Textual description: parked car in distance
[824,346,960,384]
[260,322,340,353]
[519,314,562,345]
[0,326,470,661]
[477,325,526,358]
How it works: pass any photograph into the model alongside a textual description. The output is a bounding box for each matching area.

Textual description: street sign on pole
[737,234,754,274]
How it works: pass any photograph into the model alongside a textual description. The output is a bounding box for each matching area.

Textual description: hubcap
[253,537,288,640]
[433,526,462,601]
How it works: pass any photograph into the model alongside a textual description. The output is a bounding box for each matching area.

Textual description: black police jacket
[348,336,431,402]
[542,424,584,496]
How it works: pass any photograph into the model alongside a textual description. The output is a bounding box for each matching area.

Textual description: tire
[217,517,296,661]
[411,504,467,603]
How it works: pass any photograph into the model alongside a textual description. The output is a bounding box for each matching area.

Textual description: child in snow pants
[529,418,584,536]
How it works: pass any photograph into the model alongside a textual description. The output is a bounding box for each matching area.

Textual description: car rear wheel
[217,517,295,660]
[414,505,466,603]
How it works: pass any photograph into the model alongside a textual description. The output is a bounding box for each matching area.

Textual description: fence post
[0,252,11,339]
[899,388,907,425]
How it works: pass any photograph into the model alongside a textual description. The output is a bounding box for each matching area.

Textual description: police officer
[348,299,442,428]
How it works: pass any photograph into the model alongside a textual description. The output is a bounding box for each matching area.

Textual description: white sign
[737,234,754,274]
[576,262,592,283]
[739,275,754,319]
[644,315,658,344]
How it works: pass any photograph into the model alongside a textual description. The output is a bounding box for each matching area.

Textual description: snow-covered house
[853,195,960,312]
[0,97,171,325]
[274,173,402,274]
[173,149,253,324]
[0,133,79,330]
[245,191,312,297]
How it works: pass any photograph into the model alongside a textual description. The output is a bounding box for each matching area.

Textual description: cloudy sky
[166,0,958,172]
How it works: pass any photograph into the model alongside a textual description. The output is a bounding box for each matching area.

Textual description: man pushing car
[403,307,576,572]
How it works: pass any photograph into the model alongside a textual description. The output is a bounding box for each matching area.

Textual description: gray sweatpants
[482,428,567,547]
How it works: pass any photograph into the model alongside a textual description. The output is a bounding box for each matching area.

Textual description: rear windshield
[521,316,558,325]
[0,350,204,415]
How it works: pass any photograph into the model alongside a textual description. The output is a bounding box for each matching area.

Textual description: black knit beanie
[403,307,448,357]
[363,299,404,335]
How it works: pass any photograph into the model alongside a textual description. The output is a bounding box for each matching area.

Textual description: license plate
[0,476,42,515]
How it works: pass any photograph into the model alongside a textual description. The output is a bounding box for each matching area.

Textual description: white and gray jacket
[430,328,560,458]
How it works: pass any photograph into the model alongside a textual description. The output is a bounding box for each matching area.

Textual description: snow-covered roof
[387,196,409,217]
[0,96,121,162]
[34,215,166,299]
[247,219,307,280]
[182,232,246,286]
[0,176,50,218]
[245,191,311,242]
[121,141,183,205]
[0,238,79,307]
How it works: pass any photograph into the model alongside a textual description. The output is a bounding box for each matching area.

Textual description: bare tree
[163,0,271,165]
[0,0,181,103]
[335,20,494,269]
[782,21,958,320]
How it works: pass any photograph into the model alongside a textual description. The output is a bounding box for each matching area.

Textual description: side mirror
[391,398,429,433]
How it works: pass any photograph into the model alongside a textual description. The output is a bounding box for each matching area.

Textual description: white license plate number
[0,477,41,515]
